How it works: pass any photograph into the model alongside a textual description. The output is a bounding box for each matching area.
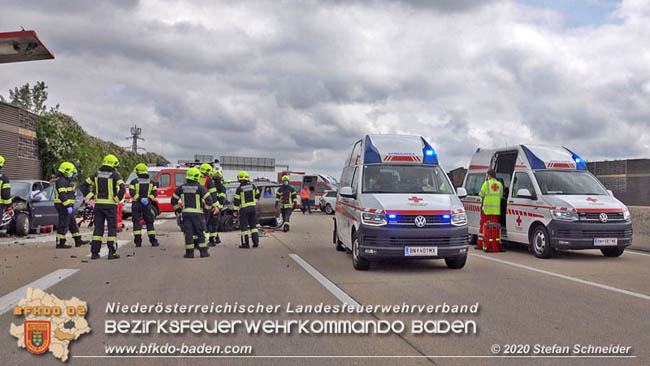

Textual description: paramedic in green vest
[477,169,503,249]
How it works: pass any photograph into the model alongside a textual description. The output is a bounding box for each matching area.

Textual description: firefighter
[128,163,159,247]
[53,162,88,248]
[198,163,220,247]
[478,169,503,251]
[80,154,125,260]
[0,155,11,215]
[275,175,296,232]
[171,167,215,258]
[209,169,227,245]
[233,171,260,248]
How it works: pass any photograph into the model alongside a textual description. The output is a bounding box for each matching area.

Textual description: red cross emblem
[408,196,423,203]
[516,216,522,226]
[586,197,598,202]
[491,183,500,191]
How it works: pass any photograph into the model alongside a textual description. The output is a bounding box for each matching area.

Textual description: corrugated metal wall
[0,102,41,180]
[588,159,650,206]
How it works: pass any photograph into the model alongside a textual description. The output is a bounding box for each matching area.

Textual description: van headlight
[623,208,631,221]
[361,212,387,226]
[451,212,467,226]
[551,210,578,221]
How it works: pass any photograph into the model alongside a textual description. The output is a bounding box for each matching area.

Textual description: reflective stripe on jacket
[479,178,503,215]
[233,182,260,210]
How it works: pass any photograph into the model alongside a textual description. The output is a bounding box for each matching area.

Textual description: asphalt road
[0,212,648,365]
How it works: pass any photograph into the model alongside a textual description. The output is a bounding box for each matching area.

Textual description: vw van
[461,145,632,258]
[333,134,469,270]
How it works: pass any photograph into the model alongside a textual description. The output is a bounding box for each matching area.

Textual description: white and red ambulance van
[461,145,632,258]
[333,134,469,270]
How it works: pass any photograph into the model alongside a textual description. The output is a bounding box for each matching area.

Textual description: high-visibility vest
[479,179,503,215]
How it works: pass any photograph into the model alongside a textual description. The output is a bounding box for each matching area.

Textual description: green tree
[0,81,59,115]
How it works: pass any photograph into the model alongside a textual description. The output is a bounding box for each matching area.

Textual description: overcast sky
[1,0,649,177]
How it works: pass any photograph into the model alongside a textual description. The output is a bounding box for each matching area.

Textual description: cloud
[1,0,649,178]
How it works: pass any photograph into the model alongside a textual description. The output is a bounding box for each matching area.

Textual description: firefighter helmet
[186,167,201,182]
[281,175,290,182]
[103,154,119,168]
[237,171,249,182]
[0,155,5,168]
[199,163,213,176]
[135,163,148,175]
[214,169,223,178]
[58,162,76,177]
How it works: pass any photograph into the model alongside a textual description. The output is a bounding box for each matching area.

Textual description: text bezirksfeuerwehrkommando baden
[105,302,479,315]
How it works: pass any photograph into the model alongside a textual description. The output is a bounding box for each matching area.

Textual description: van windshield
[534,170,608,195]
[362,165,453,194]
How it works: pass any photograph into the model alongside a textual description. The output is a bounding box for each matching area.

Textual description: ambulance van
[461,145,632,258]
[333,134,469,270]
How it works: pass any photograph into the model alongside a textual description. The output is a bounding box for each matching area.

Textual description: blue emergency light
[420,138,439,164]
[387,214,397,220]
[442,214,451,220]
[564,147,587,170]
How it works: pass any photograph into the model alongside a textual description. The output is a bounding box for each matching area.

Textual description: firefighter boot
[56,238,72,249]
[149,235,159,247]
[214,234,221,244]
[90,241,101,259]
[74,237,89,247]
[200,247,210,258]
[184,249,194,258]
[208,237,216,247]
[252,232,259,248]
[283,223,290,232]
[107,243,120,260]
[134,235,142,248]
[239,235,250,248]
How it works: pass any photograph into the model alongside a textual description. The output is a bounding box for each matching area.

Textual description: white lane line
[289,253,360,307]
[470,253,650,301]
[627,250,650,257]
[86,240,130,258]
[0,269,79,315]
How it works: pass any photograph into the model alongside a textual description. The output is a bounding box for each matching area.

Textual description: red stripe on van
[576,208,625,213]
[385,210,451,215]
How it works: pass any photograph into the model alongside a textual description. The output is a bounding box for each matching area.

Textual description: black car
[0,180,83,236]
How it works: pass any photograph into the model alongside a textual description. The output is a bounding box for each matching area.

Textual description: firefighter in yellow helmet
[199,163,220,247]
[233,171,260,248]
[128,163,159,247]
[275,175,297,232]
[171,167,215,258]
[0,155,11,215]
[80,154,125,259]
[54,162,88,248]
[209,169,227,245]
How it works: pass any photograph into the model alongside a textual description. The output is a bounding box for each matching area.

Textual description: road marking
[470,253,650,301]
[86,240,130,258]
[289,253,360,307]
[627,250,650,257]
[0,269,79,315]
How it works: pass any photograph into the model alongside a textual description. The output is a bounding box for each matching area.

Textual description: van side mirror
[339,186,355,198]
[607,189,614,197]
[517,188,536,200]
[456,187,467,198]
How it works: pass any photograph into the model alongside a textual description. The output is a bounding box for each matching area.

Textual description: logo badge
[414,215,427,228]
[599,213,608,223]
[408,196,423,203]
[25,321,51,354]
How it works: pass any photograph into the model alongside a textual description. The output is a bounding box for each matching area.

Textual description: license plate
[594,238,617,246]
[404,246,438,256]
